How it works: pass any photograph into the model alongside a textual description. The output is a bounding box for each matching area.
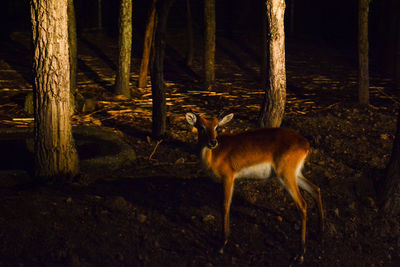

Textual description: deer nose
[208,139,218,148]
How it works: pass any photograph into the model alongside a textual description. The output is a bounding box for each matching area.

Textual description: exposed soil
[0,30,400,266]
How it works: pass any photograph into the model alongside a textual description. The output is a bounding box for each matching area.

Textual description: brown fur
[186,112,324,254]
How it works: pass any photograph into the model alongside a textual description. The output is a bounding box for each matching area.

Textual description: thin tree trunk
[259,0,286,128]
[68,0,77,113]
[138,0,157,89]
[30,0,79,181]
[151,0,174,138]
[97,0,103,30]
[380,112,400,216]
[395,15,400,89]
[115,0,132,98]
[186,0,194,67]
[358,0,370,105]
[204,0,215,90]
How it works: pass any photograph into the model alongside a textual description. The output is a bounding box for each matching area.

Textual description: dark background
[0,0,399,80]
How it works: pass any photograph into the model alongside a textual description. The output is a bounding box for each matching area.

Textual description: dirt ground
[0,30,400,266]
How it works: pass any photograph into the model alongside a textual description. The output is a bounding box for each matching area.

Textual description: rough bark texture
[151,0,174,139]
[115,0,132,98]
[204,0,215,90]
[381,112,400,216]
[259,0,286,128]
[138,0,157,89]
[358,0,370,105]
[186,0,194,67]
[30,0,79,181]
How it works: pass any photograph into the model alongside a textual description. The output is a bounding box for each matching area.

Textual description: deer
[185,111,324,257]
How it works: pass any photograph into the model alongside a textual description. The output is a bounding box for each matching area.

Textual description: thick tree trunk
[358,0,370,105]
[204,0,215,90]
[30,0,79,181]
[115,0,132,98]
[186,0,194,67]
[138,0,157,89]
[259,0,286,128]
[151,0,174,139]
[381,112,400,216]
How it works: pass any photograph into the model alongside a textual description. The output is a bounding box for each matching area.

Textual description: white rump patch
[295,156,312,194]
[234,163,273,179]
[297,176,312,193]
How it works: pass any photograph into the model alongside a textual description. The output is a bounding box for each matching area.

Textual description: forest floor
[0,29,400,266]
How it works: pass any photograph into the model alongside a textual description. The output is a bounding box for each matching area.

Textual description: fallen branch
[149,139,163,160]
[373,86,400,106]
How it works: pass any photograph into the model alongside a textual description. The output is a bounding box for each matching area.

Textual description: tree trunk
[115,0,132,98]
[68,0,77,113]
[380,112,400,216]
[138,0,157,89]
[358,0,370,105]
[97,0,103,30]
[204,0,215,90]
[186,0,194,67]
[395,15,400,89]
[259,0,286,128]
[30,0,79,181]
[151,0,174,139]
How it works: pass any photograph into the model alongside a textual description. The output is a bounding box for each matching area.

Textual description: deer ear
[218,113,234,127]
[185,112,197,126]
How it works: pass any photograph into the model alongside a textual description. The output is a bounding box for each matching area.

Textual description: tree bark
[115,0,132,98]
[186,0,194,67]
[151,0,174,139]
[381,112,400,216]
[204,0,216,90]
[30,0,79,181]
[138,0,157,89]
[259,0,286,128]
[358,0,370,105]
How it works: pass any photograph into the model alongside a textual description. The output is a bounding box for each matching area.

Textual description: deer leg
[278,168,308,256]
[297,173,324,232]
[219,174,235,254]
